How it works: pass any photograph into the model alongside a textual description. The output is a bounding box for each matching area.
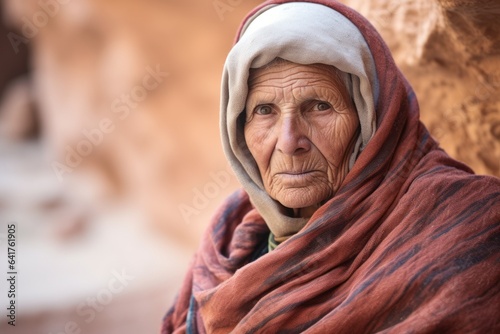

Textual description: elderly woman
[162,0,500,333]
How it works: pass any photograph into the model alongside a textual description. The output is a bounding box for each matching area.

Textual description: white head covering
[220,2,379,239]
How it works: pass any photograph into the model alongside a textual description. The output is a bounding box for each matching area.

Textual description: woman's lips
[275,171,319,186]
[277,170,318,175]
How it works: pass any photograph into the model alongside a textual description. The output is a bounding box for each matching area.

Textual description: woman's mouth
[275,171,319,185]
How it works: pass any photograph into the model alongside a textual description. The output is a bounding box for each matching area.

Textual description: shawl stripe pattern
[162,0,500,333]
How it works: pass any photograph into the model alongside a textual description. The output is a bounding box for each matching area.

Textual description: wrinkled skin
[244,60,359,218]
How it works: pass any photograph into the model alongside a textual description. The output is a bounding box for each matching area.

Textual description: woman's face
[244,61,359,214]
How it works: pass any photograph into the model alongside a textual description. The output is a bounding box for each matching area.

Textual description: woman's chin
[275,189,330,213]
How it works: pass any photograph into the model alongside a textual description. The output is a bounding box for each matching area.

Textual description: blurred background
[0,0,498,333]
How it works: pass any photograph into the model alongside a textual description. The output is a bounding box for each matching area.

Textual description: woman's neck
[293,204,321,219]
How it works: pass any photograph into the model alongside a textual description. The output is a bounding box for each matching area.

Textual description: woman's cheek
[245,126,271,164]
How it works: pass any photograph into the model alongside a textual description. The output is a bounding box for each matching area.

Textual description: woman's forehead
[247,61,348,101]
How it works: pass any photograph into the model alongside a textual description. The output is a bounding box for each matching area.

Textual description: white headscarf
[220,2,378,239]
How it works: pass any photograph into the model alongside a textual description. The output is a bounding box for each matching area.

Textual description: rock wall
[2,0,263,245]
[344,0,500,175]
[0,1,498,332]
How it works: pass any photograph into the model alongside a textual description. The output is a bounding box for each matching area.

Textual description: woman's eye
[255,105,273,115]
[315,102,331,111]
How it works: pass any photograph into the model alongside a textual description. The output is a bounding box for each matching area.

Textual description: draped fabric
[161,0,500,333]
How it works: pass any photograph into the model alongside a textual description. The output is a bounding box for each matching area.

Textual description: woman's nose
[275,115,311,155]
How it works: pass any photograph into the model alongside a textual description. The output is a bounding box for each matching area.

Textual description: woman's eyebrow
[245,93,269,108]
